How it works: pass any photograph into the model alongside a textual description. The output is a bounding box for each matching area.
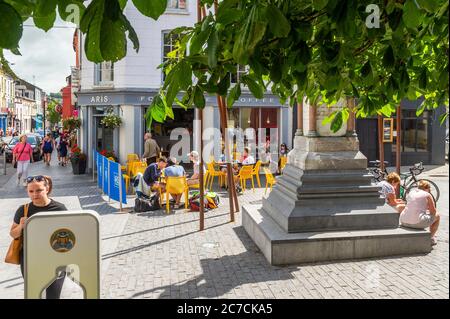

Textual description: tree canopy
[1,0,448,129]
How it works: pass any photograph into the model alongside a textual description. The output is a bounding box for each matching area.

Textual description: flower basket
[62,117,81,131]
[100,113,122,129]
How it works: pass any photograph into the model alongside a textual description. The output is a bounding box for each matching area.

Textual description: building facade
[77,1,293,171]
[14,79,43,134]
[0,68,15,134]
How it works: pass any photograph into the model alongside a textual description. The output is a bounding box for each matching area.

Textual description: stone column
[243,99,431,266]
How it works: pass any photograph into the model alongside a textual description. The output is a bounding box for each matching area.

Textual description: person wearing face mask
[8,175,68,298]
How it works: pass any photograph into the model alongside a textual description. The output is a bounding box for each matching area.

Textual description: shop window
[167,0,187,10]
[392,110,429,153]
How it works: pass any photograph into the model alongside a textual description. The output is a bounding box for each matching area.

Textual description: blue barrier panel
[97,152,103,188]
[108,160,127,204]
[102,156,108,194]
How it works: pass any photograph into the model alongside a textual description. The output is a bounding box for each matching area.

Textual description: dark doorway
[356,118,378,162]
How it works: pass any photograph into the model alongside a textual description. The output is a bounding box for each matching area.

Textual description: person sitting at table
[186,151,205,186]
[240,147,255,165]
[160,157,186,209]
[134,157,167,198]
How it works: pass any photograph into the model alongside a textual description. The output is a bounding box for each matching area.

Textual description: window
[167,0,187,10]
[162,31,180,82]
[94,61,114,85]
[231,65,247,84]
[392,110,430,153]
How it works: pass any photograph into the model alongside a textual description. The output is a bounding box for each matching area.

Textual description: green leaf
[194,86,205,109]
[216,8,241,25]
[416,0,439,13]
[418,67,427,89]
[439,113,448,126]
[382,45,395,69]
[120,12,140,52]
[132,0,166,20]
[232,4,267,64]
[190,28,211,55]
[36,0,57,17]
[99,17,125,61]
[217,72,231,96]
[402,0,422,29]
[82,0,105,62]
[0,2,23,49]
[360,61,373,85]
[33,11,57,32]
[330,111,343,133]
[266,4,290,38]
[312,0,328,11]
[227,84,241,108]
[242,75,264,99]
[295,22,312,41]
[207,29,219,68]
[58,0,86,25]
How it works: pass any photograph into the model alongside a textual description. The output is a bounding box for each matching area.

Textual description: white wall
[80,1,197,91]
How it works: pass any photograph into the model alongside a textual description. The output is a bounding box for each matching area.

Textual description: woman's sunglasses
[26,175,46,184]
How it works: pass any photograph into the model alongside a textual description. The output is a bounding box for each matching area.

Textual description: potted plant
[70,145,87,174]
[100,149,119,162]
[100,112,122,129]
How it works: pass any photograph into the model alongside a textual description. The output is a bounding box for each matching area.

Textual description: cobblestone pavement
[0,157,448,299]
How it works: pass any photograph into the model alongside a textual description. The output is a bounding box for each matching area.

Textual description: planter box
[71,158,87,175]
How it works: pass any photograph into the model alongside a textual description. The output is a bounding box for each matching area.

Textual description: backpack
[188,190,219,211]
[134,193,160,212]
[205,192,220,209]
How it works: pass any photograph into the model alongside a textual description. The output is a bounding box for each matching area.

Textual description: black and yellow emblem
[50,229,76,253]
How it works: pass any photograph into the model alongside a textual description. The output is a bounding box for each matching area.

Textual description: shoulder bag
[4,204,29,264]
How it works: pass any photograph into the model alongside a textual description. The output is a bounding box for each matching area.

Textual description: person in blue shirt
[161,157,186,208]
[134,157,167,198]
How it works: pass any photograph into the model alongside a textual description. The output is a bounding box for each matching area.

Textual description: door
[356,118,378,162]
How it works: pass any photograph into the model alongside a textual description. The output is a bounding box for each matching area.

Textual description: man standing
[142,132,160,165]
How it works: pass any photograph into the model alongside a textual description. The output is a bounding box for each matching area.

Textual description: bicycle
[368,160,440,203]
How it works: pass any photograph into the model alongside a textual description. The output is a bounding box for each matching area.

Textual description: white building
[77,1,293,169]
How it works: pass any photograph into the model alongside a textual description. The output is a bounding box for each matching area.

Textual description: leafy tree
[47,100,61,126]
[0,0,448,129]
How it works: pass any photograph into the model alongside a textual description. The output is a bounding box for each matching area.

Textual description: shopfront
[77,90,293,172]
[356,99,446,166]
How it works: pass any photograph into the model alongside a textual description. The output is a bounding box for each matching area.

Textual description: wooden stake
[396,104,402,175]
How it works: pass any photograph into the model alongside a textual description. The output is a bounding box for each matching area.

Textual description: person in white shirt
[240,147,255,165]
[187,151,205,186]
[400,180,440,245]
[377,172,405,213]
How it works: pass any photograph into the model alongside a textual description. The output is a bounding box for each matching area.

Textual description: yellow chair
[163,176,189,214]
[122,174,130,193]
[127,153,139,163]
[279,156,287,173]
[188,170,210,190]
[263,167,276,194]
[237,165,255,192]
[206,162,226,190]
[251,160,262,188]
[133,162,147,176]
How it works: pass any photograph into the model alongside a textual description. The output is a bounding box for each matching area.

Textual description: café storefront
[76,89,292,172]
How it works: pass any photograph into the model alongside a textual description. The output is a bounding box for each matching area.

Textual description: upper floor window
[94,61,114,86]
[167,0,187,10]
[162,31,180,82]
[231,65,247,84]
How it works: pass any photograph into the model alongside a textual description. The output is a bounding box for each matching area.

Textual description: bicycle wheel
[406,179,440,203]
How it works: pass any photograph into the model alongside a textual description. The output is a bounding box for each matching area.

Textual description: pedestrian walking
[41,133,56,166]
[12,134,34,186]
[58,137,69,166]
[8,175,68,298]
[142,132,160,166]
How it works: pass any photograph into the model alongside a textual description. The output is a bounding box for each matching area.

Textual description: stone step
[242,204,432,265]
